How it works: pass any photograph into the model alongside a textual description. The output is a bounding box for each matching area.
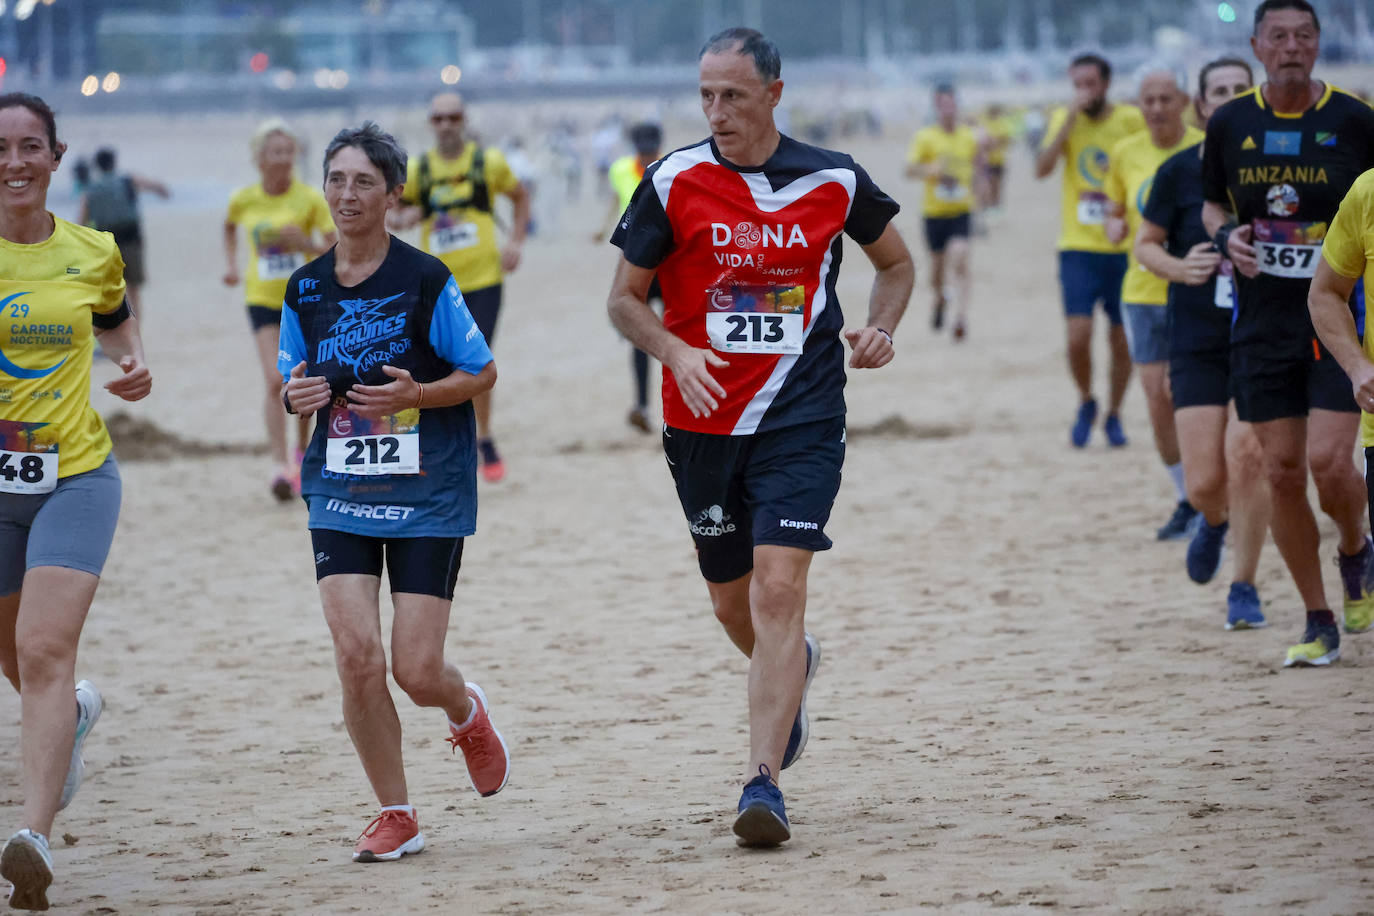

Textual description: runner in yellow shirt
[976,103,1014,216]
[223,119,336,501]
[1034,53,1145,448]
[905,85,982,339]
[596,122,664,432]
[1312,168,1374,617]
[394,92,530,482]
[1104,64,1206,539]
[0,92,153,911]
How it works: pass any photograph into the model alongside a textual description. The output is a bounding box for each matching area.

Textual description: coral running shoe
[478,439,505,483]
[353,809,424,863]
[447,683,510,797]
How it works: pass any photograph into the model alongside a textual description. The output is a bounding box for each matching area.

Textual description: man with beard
[1035,54,1145,454]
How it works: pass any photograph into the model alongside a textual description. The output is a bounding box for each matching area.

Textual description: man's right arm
[1034,108,1075,180]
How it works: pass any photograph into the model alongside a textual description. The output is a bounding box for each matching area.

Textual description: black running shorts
[1231,341,1357,423]
[309,527,464,599]
[662,415,845,583]
[1169,347,1231,410]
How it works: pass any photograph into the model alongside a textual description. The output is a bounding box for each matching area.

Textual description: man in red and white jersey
[608,27,914,847]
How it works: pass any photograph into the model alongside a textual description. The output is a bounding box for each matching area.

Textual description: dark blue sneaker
[1225,582,1266,630]
[733,765,790,847]
[1156,500,1198,541]
[781,632,820,770]
[1186,518,1228,584]
[1071,398,1097,448]
[1103,413,1128,447]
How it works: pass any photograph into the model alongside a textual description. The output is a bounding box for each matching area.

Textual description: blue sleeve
[428,277,495,374]
[278,301,308,382]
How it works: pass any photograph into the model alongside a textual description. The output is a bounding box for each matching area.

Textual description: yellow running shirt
[402,142,520,292]
[1041,104,1145,252]
[1104,125,1206,304]
[907,125,979,218]
[226,179,333,308]
[981,114,1015,167]
[0,217,127,480]
[609,154,645,213]
[1320,169,1374,446]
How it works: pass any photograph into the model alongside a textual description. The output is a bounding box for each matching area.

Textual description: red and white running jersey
[613,135,898,435]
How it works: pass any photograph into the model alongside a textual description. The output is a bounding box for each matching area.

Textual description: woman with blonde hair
[224,119,336,500]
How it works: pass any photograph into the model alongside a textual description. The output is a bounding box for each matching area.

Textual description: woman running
[223,119,335,501]
[1134,58,1271,629]
[0,92,153,910]
[279,122,508,863]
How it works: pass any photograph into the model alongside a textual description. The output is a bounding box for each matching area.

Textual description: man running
[905,84,980,340]
[79,147,169,322]
[1035,53,1145,448]
[1202,0,1374,667]
[597,122,665,432]
[1104,64,1205,538]
[607,27,913,847]
[394,92,530,482]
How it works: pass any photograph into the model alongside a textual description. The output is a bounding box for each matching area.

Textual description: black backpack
[416,147,490,219]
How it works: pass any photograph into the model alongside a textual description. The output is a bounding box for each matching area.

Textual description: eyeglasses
[429,113,464,124]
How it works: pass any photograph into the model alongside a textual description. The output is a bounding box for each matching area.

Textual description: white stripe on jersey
[732,226,845,435]
[738,168,858,219]
[652,141,716,210]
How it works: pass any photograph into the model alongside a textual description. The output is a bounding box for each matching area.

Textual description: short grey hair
[700,27,781,84]
[322,121,407,192]
[1134,61,1189,95]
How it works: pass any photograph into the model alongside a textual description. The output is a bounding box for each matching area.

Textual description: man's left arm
[500,181,531,272]
[846,223,914,369]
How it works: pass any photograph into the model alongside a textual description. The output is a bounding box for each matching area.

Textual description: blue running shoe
[1156,500,1198,541]
[1071,398,1097,448]
[1186,519,1228,584]
[1225,582,1266,630]
[733,765,790,847]
[1103,413,1128,447]
[781,632,820,770]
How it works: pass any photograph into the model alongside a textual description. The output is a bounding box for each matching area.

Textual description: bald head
[428,92,467,155]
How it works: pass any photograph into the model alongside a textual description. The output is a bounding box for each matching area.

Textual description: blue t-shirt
[278,237,494,538]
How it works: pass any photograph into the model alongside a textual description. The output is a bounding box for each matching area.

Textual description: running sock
[1166,462,1187,501]
[381,804,415,817]
[632,347,649,408]
[1307,609,1336,627]
[449,699,479,733]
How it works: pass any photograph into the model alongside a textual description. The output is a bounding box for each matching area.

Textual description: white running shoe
[1,829,53,910]
[58,681,102,811]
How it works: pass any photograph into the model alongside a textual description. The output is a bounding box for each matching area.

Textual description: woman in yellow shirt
[223,120,336,501]
[0,92,152,910]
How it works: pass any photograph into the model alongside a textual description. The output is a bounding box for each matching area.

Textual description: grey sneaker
[1,829,53,910]
[58,680,102,811]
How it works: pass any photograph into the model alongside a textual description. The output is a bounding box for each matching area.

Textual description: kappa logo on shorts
[689,504,737,537]
[779,518,820,531]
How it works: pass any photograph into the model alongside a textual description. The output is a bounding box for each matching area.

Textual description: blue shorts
[1122,303,1170,364]
[1059,250,1126,324]
[662,416,846,583]
[0,455,122,595]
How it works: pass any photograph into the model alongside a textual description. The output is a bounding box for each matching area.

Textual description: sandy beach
[3,106,1373,914]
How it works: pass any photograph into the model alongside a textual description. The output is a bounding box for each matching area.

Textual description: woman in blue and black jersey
[1134,58,1271,631]
[279,122,510,865]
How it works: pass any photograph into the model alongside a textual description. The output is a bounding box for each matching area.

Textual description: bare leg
[0,590,21,693]
[1225,406,1271,584]
[707,573,754,657]
[1106,323,1132,417]
[253,325,291,474]
[1252,417,1328,610]
[1307,408,1367,555]
[945,237,971,327]
[319,574,407,807]
[1067,315,1094,401]
[1137,361,1180,466]
[474,390,493,442]
[389,592,473,725]
[16,567,98,838]
[746,546,811,780]
[1175,405,1228,524]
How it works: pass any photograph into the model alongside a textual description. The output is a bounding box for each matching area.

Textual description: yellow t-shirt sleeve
[309,189,334,234]
[400,157,421,206]
[483,148,519,196]
[226,187,247,225]
[94,240,127,314]
[1041,108,1068,153]
[905,132,923,165]
[1322,181,1370,279]
[1102,138,1129,206]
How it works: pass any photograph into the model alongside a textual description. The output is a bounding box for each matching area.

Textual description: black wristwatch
[282,389,297,415]
[1212,223,1237,259]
